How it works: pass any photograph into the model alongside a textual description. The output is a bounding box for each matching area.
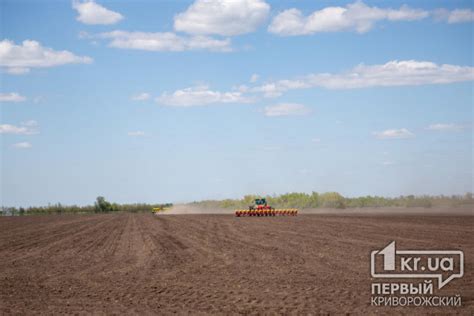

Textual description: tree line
[1,196,173,216]
[191,192,474,209]
[2,193,472,216]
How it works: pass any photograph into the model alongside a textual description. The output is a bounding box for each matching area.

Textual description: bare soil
[0,211,472,314]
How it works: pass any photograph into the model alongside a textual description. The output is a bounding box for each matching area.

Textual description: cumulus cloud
[72,0,123,25]
[252,79,310,98]
[263,103,311,117]
[251,60,474,97]
[426,123,469,132]
[0,39,92,74]
[12,142,32,149]
[373,128,414,140]
[434,8,474,24]
[156,85,251,107]
[0,92,26,102]
[131,92,151,101]
[269,1,428,35]
[128,131,146,137]
[174,0,270,36]
[446,9,474,23]
[0,121,39,135]
[97,31,231,52]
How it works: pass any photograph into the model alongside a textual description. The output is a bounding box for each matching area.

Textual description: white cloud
[0,92,26,102]
[251,60,474,97]
[128,131,146,137]
[0,121,39,135]
[21,120,38,127]
[234,84,249,93]
[447,9,474,23]
[382,161,396,166]
[269,1,428,35]
[174,0,270,36]
[131,92,151,101]
[0,39,92,74]
[373,128,414,140]
[72,0,123,25]
[252,79,310,97]
[311,138,321,143]
[250,73,259,83]
[426,123,469,132]
[156,85,251,107]
[263,103,311,117]
[434,8,474,24]
[6,67,30,75]
[268,9,306,36]
[97,31,231,52]
[12,142,32,149]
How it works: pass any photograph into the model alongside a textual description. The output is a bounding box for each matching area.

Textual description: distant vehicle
[235,198,298,217]
[152,206,164,213]
[152,204,173,214]
[249,198,273,211]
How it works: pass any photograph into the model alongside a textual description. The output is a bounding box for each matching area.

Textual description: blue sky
[1,0,473,207]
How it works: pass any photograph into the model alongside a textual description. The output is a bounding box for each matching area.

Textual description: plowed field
[0,212,472,314]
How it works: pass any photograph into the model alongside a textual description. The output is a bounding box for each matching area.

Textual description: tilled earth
[0,212,472,314]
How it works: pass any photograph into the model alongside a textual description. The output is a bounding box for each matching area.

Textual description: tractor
[235,198,298,217]
[249,198,274,211]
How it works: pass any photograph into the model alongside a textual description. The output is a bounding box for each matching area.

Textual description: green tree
[94,196,117,213]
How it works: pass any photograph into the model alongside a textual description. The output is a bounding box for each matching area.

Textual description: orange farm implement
[235,198,298,217]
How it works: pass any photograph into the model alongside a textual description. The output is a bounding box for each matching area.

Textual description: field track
[0,212,473,314]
